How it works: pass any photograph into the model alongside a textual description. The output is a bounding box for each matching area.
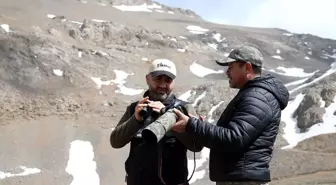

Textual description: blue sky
[156,0,336,40]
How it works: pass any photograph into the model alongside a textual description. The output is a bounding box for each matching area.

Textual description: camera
[139,103,153,119]
[141,101,188,144]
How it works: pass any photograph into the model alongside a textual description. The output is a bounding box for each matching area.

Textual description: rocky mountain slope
[1,0,336,185]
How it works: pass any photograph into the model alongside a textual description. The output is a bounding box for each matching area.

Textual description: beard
[148,88,170,101]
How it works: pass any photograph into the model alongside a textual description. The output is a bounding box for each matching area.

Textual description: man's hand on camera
[171,108,190,133]
[135,97,150,121]
[147,101,165,113]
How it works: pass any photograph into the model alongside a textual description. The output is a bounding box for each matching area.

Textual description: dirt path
[271,170,336,185]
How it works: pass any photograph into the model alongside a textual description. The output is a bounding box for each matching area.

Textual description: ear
[145,74,150,85]
[245,62,253,72]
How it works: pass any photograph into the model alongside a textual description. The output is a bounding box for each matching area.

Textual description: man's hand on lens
[135,96,150,121]
[171,108,190,133]
[147,101,165,113]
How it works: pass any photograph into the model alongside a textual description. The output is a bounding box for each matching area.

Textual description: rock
[297,107,325,132]
[320,87,336,107]
[294,91,321,117]
[294,91,324,132]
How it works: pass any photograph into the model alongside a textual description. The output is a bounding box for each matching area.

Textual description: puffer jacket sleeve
[186,91,273,152]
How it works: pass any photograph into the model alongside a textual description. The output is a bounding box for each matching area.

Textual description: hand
[147,101,165,113]
[135,96,150,121]
[171,108,190,133]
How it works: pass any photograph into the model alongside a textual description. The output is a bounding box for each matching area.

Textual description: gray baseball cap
[216,45,263,67]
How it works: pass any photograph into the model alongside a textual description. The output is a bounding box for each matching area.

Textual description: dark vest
[125,94,189,185]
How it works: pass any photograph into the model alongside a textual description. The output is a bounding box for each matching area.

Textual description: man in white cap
[110,59,203,185]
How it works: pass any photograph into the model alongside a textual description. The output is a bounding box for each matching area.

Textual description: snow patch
[1,24,10,32]
[304,56,310,60]
[269,66,317,78]
[179,36,187,39]
[276,49,281,54]
[187,148,210,184]
[91,70,144,96]
[285,77,309,87]
[113,3,161,12]
[186,25,209,35]
[192,92,207,107]
[207,43,218,51]
[65,140,100,185]
[212,33,224,42]
[47,14,56,19]
[189,61,224,77]
[53,69,63,76]
[283,33,293,36]
[207,101,225,123]
[0,166,41,179]
[282,94,336,149]
[177,48,186,52]
[167,11,175,14]
[92,19,108,23]
[272,55,284,60]
[289,62,336,94]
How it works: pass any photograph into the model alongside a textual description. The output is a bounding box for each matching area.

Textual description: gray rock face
[321,88,336,107]
[294,91,325,132]
[181,83,238,122]
[297,107,325,132]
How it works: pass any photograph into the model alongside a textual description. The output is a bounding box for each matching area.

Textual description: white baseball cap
[148,59,177,79]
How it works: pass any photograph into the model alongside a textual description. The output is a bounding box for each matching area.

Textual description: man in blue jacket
[171,45,290,185]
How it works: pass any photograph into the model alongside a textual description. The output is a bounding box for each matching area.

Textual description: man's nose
[158,83,167,88]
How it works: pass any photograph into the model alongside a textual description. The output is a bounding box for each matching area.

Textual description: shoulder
[237,88,272,113]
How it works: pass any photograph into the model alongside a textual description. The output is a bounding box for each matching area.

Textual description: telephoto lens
[141,108,178,143]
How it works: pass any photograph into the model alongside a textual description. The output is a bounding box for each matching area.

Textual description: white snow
[1,24,10,32]
[0,166,41,179]
[155,10,164,13]
[308,51,313,55]
[113,3,161,12]
[78,51,83,58]
[304,56,310,60]
[192,92,207,107]
[90,70,144,96]
[283,33,293,36]
[47,14,56,19]
[167,11,175,14]
[53,69,63,76]
[281,62,336,149]
[207,43,218,51]
[272,55,284,60]
[269,66,317,78]
[333,49,336,53]
[285,77,309,87]
[212,33,224,42]
[177,48,186,52]
[276,49,281,54]
[289,62,336,94]
[170,38,177,42]
[179,36,187,39]
[187,148,210,184]
[65,140,100,185]
[141,57,149,61]
[92,19,108,23]
[178,90,193,101]
[207,101,224,123]
[186,25,209,35]
[282,94,336,149]
[189,62,223,78]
